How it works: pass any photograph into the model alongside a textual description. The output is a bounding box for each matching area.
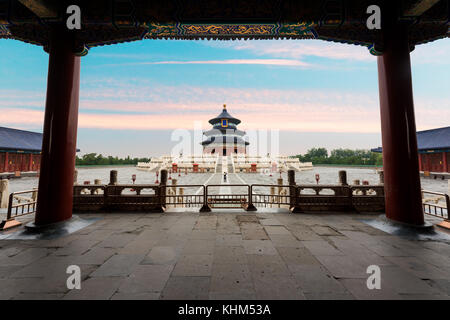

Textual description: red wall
[0,152,41,173]
[420,152,449,173]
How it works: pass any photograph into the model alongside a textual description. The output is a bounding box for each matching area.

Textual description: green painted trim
[0,149,41,154]
[419,149,450,154]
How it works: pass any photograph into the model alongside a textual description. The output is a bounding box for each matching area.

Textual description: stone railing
[73,184,163,212]
[72,169,386,214]
[291,184,385,213]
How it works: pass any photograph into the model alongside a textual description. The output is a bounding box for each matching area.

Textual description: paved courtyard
[1,208,450,300]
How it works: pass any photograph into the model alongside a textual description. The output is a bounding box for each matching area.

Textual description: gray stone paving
[1,210,450,300]
[1,172,450,300]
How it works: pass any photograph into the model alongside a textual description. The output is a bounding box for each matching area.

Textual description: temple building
[137,105,313,173]
[372,126,450,173]
[201,105,249,156]
[0,127,42,174]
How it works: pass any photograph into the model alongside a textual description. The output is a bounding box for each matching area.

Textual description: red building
[373,126,450,173]
[0,127,42,173]
[417,127,449,173]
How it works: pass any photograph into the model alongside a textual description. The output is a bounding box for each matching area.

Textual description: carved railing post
[288,170,301,213]
[109,170,117,185]
[157,169,168,212]
[246,185,257,211]
[199,185,211,212]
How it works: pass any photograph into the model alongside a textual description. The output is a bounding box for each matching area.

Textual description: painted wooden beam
[403,0,441,16]
[18,0,58,18]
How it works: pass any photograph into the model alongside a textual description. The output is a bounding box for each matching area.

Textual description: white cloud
[96,58,312,68]
[203,39,376,62]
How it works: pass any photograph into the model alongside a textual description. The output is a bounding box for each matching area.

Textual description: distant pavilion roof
[0,127,43,153]
[208,105,241,125]
[371,126,450,153]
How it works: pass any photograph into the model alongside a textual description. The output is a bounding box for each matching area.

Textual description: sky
[0,37,449,158]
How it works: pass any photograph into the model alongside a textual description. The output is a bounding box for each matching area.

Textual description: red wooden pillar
[35,28,81,226]
[443,152,448,173]
[418,154,422,172]
[377,23,424,225]
[4,152,8,172]
[28,154,33,171]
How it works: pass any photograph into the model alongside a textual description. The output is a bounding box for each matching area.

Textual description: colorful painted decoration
[145,22,317,38]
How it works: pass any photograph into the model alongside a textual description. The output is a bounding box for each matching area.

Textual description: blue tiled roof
[0,127,42,152]
[417,126,450,150]
[372,126,450,153]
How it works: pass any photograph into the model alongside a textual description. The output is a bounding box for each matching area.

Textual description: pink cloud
[1,84,448,133]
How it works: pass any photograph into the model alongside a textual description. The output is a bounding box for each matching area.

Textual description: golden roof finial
[223,104,226,110]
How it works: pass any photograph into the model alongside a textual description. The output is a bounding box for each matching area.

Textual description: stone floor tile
[117,264,173,293]
[0,247,51,266]
[111,292,160,300]
[53,239,99,256]
[172,254,213,277]
[73,247,117,265]
[247,254,291,276]
[209,291,256,300]
[215,234,243,246]
[63,277,124,300]
[210,263,254,295]
[399,293,450,300]
[240,225,269,240]
[252,273,305,300]
[268,234,304,248]
[181,239,215,255]
[263,226,291,235]
[0,278,40,299]
[189,230,217,240]
[13,293,65,300]
[259,218,284,226]
[310,226,342,236]
[142,246,182,265]
[386,256,450,279]
[10,255,78,278]
[287,225,323,241]
[339,278,402,300]
[90,254,145,277]
[277,247,321,265]
[301,240,343,256]
[427,279,450,296]
[242,240,277,255]
[160,276,210,300]
[2,208,450,300]
[314,255,369,279]
[380,265,444,295]
[97,233,138,249]
[290,265,348,294]
[304,292,355,300]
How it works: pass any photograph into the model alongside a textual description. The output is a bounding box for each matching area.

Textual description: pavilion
[1,0,449,228]
[201,105,249,156]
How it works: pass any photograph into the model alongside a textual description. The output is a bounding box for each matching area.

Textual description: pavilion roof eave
[1,0,449,51]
